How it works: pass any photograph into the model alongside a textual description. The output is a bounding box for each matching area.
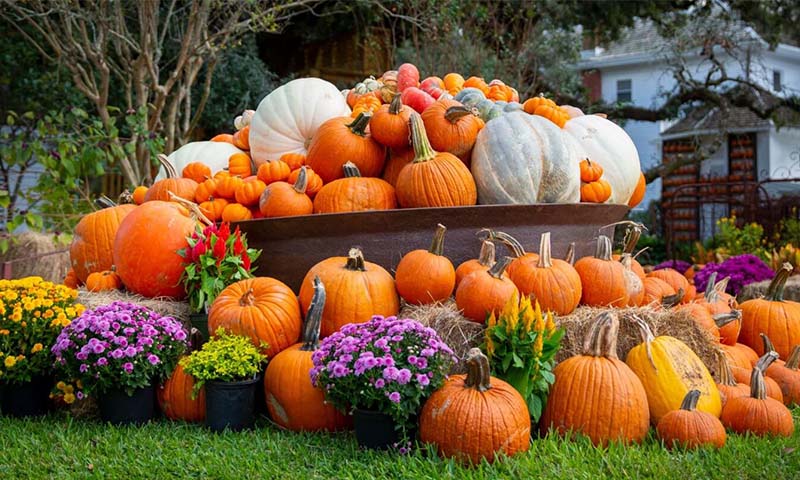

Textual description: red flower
[233,228,245,255]
[191,240,207,259]
[217,222,231,244]
[213,235,227,264]
[242,252,251,271]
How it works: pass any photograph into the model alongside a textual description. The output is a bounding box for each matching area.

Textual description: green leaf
[512,352,524,368]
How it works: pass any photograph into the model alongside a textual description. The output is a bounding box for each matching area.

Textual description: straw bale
[0,231,70,283]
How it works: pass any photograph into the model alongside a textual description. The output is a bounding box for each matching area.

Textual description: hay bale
[737,276,800,303]
[400,300,484,374]
[77,289,191,327]
[555,306,723,375]
[0,231,70,283]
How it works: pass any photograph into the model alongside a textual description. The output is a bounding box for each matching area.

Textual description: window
[616,79,632,102]
[773,70,782,92]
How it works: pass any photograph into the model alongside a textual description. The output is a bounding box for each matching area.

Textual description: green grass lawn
[1,410,799,479]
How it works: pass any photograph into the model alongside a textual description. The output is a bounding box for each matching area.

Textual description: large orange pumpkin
[264,277,352,431]
[70,201,136,283]
[720,365,795,437]
[574,235,629,307]
[628,172,646,208]
[208,277,302,358]
[716,355,750,408]
[739,263,800,360]
[647,268,690,303]
[455,257,519,323]
[306,113,386,183]
[158,361,206,422]
[420,98,482,163]
[455,240,495,288]
[540,311,650,446]
[419,348,530,464]
[381,148,413,188]
[761,335,800,406]
[369,94,413,149]
[313,162,396,214]
[298,248,399,338]
[395,223,456,305]
[144,155,199,203]
[722,342,759,370]
[112,201,197,298]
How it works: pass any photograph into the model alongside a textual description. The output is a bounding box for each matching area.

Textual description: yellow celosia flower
[534,301,546,334]
[485,331,495,357]
[4,356,16,368]
[520,295,534,333]
[487,311,497,328]
[545,312,556,333]
[504,292,520,333]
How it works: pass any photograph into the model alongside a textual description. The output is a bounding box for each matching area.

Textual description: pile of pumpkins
[128,63,646,223]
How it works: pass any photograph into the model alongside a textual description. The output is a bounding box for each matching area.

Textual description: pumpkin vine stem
[293,166,309,194]
[755,351,779,374]
[488,256,512,279]
[157,153,179,178]
[342,162,362,178]
[464,347,492,392]
[239,288,256,307]
[444,106,474,124]
[429,224,448,256]
[713,310,740,328]
[760,333,778,357]
[345,247,367,272]
[661,288,684,308]
[717,354,738,386]
[537,232,553,268]
[409,112,437,163]
[582,311,619,359]
[301,276,325,351]
[477,240,496,268]
[347,112,371,137]
[749,367,768,400]
[765,263,793,302]
[594,235,613,261]
[785,346,800,370]
[564,242,575,265]
[388,94,403,115]
[679,389,701,411]
[631,315,657,371]
[491,231,526,258]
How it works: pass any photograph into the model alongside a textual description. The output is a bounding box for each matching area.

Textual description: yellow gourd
[626,318,722,424]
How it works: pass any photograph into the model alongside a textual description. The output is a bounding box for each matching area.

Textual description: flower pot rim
[206,375,262,388]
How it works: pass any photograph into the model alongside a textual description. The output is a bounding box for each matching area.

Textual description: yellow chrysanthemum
[31,343,43,353]
[4,356,16,368]
[56,381,67,390]
[63,393,76,404]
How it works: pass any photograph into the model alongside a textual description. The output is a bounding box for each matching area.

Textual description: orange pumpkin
[731,353,785,402]
[208,277,302,358]
[369,94,413,149]
[442,73,465,95]
[628,172,646,208]
[455,257,519,323]
[641,277,677,306]
[313,162,396,214]
[264,277,352,431]
[199,198,229,222]
[63,268,81,289]
[287,167,323,198]
[194,178,218,203]
[455,240,495,288]
[182,162,211,183]
[648,268,691,304]
[306,113,386,183]
[256,159,291,185]
[694,273,740,345]
[210,133,234,143]
[395,223,456,305]
[381,147,413,188]
[463,76,489,95]
[522,95,556,115]
[574,235,629,307]
[221,203,253,222]
[279,152,306,171]
[716,355,750,408]
[580,179,612,203]
[234,179,267,207]
[228,152,253,177]
[158,361,205,422]
[298,248,399,338]
[232,125,250,151]
[579,159,603,182]
[720,365,794,437]
[70,200,136,283]
[259,166,313,218]
[85,269,121,292]
[656,389,726,450]
[761,335,800,406]
[131,186,148,205]
[420,98,482,162]
[722,342,759,370]
[351,94,382,118]
[144,155,198,203]
[214,175,244,200]
[395,112,477,208]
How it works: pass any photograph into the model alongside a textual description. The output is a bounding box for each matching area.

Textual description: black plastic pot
[0,375,53,418]
[205,376,260,432]
[189,312,209,345]
[97,385,155,425]
[353,409,405,450]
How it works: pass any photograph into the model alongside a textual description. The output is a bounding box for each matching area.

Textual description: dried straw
[77,289,191,327]
[0,231,70,283]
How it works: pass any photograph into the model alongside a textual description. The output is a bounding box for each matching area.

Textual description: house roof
[661,105,800,139]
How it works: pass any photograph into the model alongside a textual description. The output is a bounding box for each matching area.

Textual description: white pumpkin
[249,78,351,166]
[155,141,244,180]
[470,112,581,204]
[564,115,641,204]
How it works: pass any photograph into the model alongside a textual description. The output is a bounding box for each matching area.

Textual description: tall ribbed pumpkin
[419,348,530,464]
[208,277,302,358]
[298,248,399,338]
[739,263,800,359]
[540,312,650,446]
[70,199,136,283]
[264,277,352,431]
[625,319,722,424]
[112,201,196,298]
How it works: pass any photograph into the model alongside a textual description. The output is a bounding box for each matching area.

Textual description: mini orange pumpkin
[214,175,243,200]
[259,166,313,218]
[228,152,253,177]
[63,268,81,289]
[279,152,306,171]
[287,167,323,198]
[442,72,465,95]
[256,159,291,185]
[131,186,148,205]
[194,178,219,203]
[199,198,229,222]
[232,125,250,151]
[656,389,726,450]
[221,203,253,222]
[522,95,556,115]
[182,162,211,183]
[234,179,267,207]
[579,159,603,182]
[85,269,122,292]
[580,179,612,203]
[395,223,456,305]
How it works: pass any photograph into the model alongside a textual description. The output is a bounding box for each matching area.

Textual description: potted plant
[310,315,456,449]
[179,222,260,342]
[51,301,188,425]
[181,328,266,432]
[0,277,85,417]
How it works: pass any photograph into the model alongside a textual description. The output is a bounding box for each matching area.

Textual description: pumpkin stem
[345,247,367,272]
[428,224,447,256]
[755,351,779,373]
[167,191,213,226]
[491,231,526,258]
[564,242,576,265]
[293,166,309,194]
[760,333,778,357]
[622,223,644,255]
[594,235,613,261]
[347,112,371,137]
[765,263,793,302]
[717,354,738,386]
[598,220,646,240]
[679,389,701,411]
[239,288,256,307]
[95,195,117,209]
[785,345,800,370]
[488,256,512,279]
[631,315,657,372]
[300,276,326,351]
[661,288,684,308]
[157,153,178,178]
[713,310,741,328]
[409,112,437,163]
[476,240,496,268]
[582,311,619,359]
[749,366,768,400]
[388,94,404,115]
[703,272,723,303]
[444,106,474,123]
[342,162,362,178]
[118,189,134,204]
[464,347,492,392]
[537,232,553,268]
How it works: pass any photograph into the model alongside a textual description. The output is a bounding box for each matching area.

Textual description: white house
[577,18,800,226]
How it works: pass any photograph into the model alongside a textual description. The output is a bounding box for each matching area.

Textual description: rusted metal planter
[234,204,629,293]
